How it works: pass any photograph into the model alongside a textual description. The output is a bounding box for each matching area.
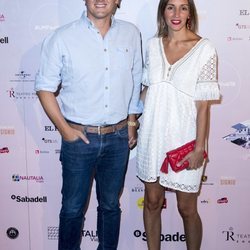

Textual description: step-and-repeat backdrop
[1,0,250,249]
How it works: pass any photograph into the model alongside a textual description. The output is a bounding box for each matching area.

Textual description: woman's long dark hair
[157,0,198,37]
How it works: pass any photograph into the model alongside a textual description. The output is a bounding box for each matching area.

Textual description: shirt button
[105,86,108,90]
[105,67,108,70]
[104,48,107,52]
[105,105,108,108]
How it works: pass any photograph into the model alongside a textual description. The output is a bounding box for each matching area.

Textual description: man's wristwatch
[127,120,139,128]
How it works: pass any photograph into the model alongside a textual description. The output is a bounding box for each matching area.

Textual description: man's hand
[62,126,89,144]
[128,125,137,149]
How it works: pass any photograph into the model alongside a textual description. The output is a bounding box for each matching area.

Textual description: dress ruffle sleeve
[194,47,220,100]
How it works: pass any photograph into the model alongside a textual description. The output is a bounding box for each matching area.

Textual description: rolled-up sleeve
[128,28,143,114]
[35,32,63,92]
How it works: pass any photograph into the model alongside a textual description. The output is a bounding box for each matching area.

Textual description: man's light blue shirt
[35,12,143,126]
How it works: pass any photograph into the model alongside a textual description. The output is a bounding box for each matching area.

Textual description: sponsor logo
[55,149,61,154]
[200,199,211,204]
[131,184,144,192]
[0,36,8,44]
[134,230,186,242]
[6,88,37,100]
[42,137,58,144]
[10,71,35,83]
[137,197,144,209]
[35,149,50,154]
[227,36,243,41]
[240,10,250,16]
[0,14,5,22]
[0,147,9,153]
[223,121,250,149]
[217,197,228,204]
[0,127,15,135]
[11,195,47,203]
[45,125,58,132]
[236,23,250,29]
[48,227,98,241]
[6,227,19,239]
[222,227,250,244]
[201,175,214,186]
[12,174,44,183]
[219,81,236,87]
[34,25,58,31]
[220,178,236,185]
[82,230,98,242]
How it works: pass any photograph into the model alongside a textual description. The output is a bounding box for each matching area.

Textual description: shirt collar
[81,11,116,29]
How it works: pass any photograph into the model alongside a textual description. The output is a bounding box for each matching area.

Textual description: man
[35,0,142,249]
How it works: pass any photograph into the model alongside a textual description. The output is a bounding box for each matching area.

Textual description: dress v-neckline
[160,37,206,67]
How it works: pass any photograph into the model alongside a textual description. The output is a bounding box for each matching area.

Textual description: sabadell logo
[134,230,186,242]
[11,195,47,203]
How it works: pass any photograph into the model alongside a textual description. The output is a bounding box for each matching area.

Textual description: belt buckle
[97,126,101,135]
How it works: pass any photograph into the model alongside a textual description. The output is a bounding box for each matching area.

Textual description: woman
[136,0,220,249]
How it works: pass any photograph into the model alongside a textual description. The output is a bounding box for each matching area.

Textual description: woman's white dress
[136,37,220,193]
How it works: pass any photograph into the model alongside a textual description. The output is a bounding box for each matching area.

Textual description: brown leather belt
[68,119,127,135]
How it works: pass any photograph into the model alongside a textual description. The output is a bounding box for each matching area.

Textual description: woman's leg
[176,191,202,250]
[143,181,165,250]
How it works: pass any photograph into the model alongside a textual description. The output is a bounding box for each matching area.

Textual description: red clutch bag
[160,140,207,174]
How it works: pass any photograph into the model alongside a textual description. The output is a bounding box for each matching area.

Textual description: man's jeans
[58,126,129,250]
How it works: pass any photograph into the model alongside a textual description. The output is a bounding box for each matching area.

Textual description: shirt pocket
[112,46,133,70]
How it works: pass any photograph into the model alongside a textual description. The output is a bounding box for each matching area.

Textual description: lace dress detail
[198,54,217,82]
[136,38,220,193]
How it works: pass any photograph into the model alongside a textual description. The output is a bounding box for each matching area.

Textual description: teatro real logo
[222,227,250,244]
[6,87,37,100]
